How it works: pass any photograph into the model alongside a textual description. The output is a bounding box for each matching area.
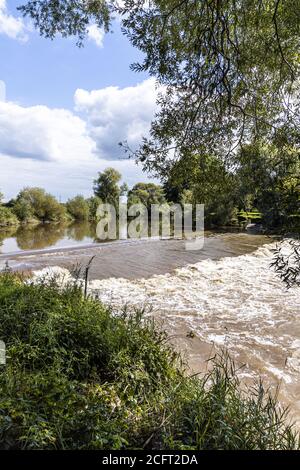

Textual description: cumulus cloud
[0,79,158,164]
[87,24,105,48]
[0,0,28,42]
[0,100,96,161]
[0,78,158,163]
[0,79,158,199]
[74,78,158,159]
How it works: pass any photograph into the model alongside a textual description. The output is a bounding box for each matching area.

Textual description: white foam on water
[267,366,293,384]
[84,240,299,320]
[33,266,73,285]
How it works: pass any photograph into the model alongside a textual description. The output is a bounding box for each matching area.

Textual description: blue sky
[0,1,157,200]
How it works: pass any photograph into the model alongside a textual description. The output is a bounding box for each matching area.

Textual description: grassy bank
[0,273,298,450]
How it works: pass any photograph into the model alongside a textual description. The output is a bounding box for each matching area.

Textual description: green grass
[0,273,298,450]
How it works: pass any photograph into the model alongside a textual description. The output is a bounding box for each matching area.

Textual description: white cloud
[0,79,158,199]
[0,0,28,42]
[74,78,158,159]
[0,79,158,165]
[87,24,105,48]
[0,100,96,161]
[0,153,150,201]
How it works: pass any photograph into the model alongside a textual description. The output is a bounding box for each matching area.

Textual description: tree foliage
[18,0,112,45]
[120,0,300,175]
[234,138,300,229]
[66,195,90,220]
[16,187,66,222]
[128,182,166,210]
[272,238,300,289]
[120,182,129,196]
[0,207,19,227]
[164,152,236,224]
[12,198,33,222]
[93,167,121,205]
[86,195,102,220]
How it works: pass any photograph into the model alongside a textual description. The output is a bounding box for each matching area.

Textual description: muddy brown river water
[1,231,300,426]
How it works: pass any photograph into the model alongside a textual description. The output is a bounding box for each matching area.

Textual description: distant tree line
[0,168,168,227]
[1,152,299,232]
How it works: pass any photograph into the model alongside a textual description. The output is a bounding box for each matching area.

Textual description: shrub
[11,198,33,223]
[66,195,90,221]
[15,188,66,223]
[0,207,19,227]
[0,274,298,450]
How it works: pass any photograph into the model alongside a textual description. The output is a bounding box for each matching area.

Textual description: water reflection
[0,220,246,255]
[0,221,98,254]
[0,226,18,249]
[65,221,97,242]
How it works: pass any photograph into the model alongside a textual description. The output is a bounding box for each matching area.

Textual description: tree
[0,191,19,227]
[12,198,33,222]
[120,182,129,197]
[164,152,237,226]
[128,182,166,211]
[16,187,66,222]
[66,195,90,220]
[86,195,102,220]
[234,137,300,229]
[93,168,121,205]
[19,1,300,177]
[121,1,300,176]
